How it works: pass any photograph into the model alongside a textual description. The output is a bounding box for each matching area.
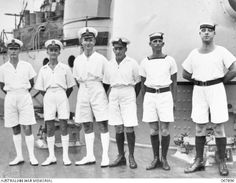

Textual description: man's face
[47,46,60,59]
[199,27,215,43]
[149,38,164,50]
[7,46,20,59]
[80,37,96,50]
[113,44,127,61]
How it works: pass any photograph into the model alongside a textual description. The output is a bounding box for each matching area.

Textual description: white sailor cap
[199,22,216,30]
[5,38,23,48]
[149,32,164,41]
[111,37,130,47]
[78,27,98,39]
[45,39,63,50]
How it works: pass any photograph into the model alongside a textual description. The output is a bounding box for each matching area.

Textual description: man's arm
[182,69,193,82]
[135,82,141,97]
[29,78,35,92]
[171,73,177,104]
[223,61,236,83]
[66,87,73,98]
[140,76,146,99]
[0,82,6,94]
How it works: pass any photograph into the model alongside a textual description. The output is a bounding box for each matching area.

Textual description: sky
[0,0,44,38]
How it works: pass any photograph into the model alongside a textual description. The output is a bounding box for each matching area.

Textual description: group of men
[0,22,236,177]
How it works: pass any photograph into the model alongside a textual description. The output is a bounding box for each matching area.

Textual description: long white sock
[47,136,55,158]
[61,134,70,160]
[25,134,37,160]
[13,134,23,159]
[85,132,95,158]
[101,132,109,159]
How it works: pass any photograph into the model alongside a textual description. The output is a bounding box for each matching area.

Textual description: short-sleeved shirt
[182,46,236,81]
[73,52,108,82]
[35,62,75,91]
[103,56,141,87]
[0,60,36,91]
[139,55,177,89]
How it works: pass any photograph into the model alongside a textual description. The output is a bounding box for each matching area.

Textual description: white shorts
[142,91,174,123]
[108,86,138,127]
[4,90,36,128]
[75,81,108,123]
[191,83,228,124]
[44,88,70,121]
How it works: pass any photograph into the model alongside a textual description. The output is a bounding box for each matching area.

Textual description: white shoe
[9,157,24,166]
[75,156,96,166]
[29,157,39,166]
[41,156,57,166]
[63,157,72,166]
[101,156,109,168]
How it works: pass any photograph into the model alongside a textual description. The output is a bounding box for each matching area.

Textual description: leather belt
[146,86,170,93]
[194,78,223,86]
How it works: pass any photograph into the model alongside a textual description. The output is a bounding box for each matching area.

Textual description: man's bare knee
[115,125,124,133]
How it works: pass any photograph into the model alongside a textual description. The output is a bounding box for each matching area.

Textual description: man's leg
[75,122,96,165]
[109,125,126,167]
[23,125,38,166]
[146,121,162,170]
[60,119,71,166]
[9,125,24,166]
[184,123,207,173]
[98,121,110,167]
[215,123,229,176]
[126,126,137,169]
[41,120,57,166]
[160,122,170,170]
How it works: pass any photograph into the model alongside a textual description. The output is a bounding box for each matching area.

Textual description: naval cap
[78,27,98,39]
[5,38,23,48]
[149,32,164,41]
[45,39,63,50]
[199,22,216,30]
[111,37,130,47]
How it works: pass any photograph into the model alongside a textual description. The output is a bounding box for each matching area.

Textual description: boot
[216,137,229,176]
[100,132,110,167]
[75,132,96,166]
[184,136,206,173]
[9,134,24,166]
[184,157,205,173]
[109,154,126,167]
[146,134,162,170]
[25,134,38,166]
[126,132,137,169]
[61,134,71,166]
[41,136,57,166]
[161,135,170,170]
[109,132,126,167]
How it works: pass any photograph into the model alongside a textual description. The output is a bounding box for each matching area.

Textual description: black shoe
[161,158,170,171]
[184,158,205,173]
[129,155,137,169]
[146,156,162,170]
[109,155,126,167]
[218,159,229,176]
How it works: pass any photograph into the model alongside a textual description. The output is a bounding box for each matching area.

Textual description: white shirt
[35,62,75,91]
[73,52,108,83]
[0,60,36,91]
[182,46,236,81]
[139,55,177,89]
[103,56,140,87]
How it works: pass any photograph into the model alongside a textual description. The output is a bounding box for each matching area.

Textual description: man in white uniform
[182,22,236,176]
[73,27,110,167]
[139,33,177,171]
[0,38,38,166]
[103,37,141,169]
[35,39,75,166]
